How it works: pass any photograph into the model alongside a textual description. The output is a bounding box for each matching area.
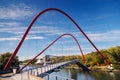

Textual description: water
[43,69,120,80]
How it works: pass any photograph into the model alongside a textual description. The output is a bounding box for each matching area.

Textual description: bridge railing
[21,59,79,76]
[11,59,79,80]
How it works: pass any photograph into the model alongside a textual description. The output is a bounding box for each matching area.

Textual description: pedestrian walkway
[0,73,14,80]
[0,72,44,80]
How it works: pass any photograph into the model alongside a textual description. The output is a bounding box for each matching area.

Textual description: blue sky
[0,0,120,60]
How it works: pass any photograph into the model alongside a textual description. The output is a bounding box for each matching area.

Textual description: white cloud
[0,21,66,35]
[29,26,66,36]
[0,22,66,42]
[72,30,120,42]
[25,34,44,40]
[0,35,44,41]
[0,4,34,19]
[0,22,26,35]
[1,21,120,43]
[0,22,20,27]
[87,30,120,42]
[0,37,20,41]
[1,21,119,44]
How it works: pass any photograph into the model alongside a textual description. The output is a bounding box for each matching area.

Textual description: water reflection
[43,68,120,80]
[109,72,115,79]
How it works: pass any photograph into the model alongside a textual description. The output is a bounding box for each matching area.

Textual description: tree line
[50,46,120,69]
[85,46,120,68]
[0,46,120,73]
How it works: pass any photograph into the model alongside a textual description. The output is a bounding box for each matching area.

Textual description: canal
[43,68,120,80]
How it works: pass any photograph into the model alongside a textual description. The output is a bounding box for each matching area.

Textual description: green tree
[0,52,19,70]
[108,46,120,62]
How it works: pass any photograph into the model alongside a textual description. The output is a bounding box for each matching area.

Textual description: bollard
[34,71,35,76]
[21,71,23,80]
[31,70,32,75]
[28,70,29,74]
[56,76,57,80]
[47,75,49,80]
[30,69,32,74]
[37,68,38,75]
[45,66,47,72]
[27,70,30,80]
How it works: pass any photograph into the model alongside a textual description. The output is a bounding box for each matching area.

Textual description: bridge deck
[25,59,79,77]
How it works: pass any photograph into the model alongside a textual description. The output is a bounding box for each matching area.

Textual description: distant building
[35,58,44,68]
[35,55,56,67]
[44,55,56,62]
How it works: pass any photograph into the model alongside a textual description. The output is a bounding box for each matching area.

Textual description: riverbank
[90,66,120,72]
[64,65,120,72]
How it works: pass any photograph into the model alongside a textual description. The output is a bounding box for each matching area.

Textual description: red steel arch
[18,33,85,72]
[4,8,110,70]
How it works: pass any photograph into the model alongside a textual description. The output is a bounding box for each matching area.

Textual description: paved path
[0,72,44,80]
[0,73,14,80]
[0,77,14,80]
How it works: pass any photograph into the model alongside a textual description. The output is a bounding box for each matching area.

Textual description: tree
[0,52,19,71]
[108,46,120,62]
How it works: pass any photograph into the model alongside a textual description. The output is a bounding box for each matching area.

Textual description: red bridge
[4,8,110,72]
